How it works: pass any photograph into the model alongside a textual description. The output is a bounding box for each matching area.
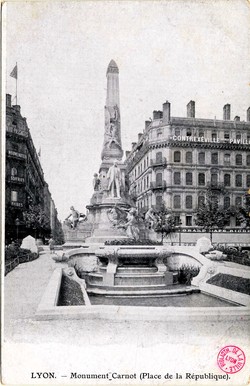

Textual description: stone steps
[87,286,199,297]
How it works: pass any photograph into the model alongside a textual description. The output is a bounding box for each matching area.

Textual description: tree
[194,187,232,242]
[23,204,50,239]
[153,203,176,244]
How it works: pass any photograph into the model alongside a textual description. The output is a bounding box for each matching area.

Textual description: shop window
[186,216,192,226]
[156,195,163,208]
[11,190,18,202]
[11,167,18,176]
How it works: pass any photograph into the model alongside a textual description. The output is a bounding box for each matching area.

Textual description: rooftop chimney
[6,94,11,107]
[187,100,195,118]
[145,120,151,130]
[132,142,137,149]
[163,101,171,122]
[247,107,250,122]
[13,105,21,113]
[153,110,163,120]
[138,133,143,141]
[223,104,231,120]
[234,116,240,121]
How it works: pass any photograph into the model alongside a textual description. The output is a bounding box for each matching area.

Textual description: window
[157,130,162,138]
[198,152,205,165]
[156,173,162,187]
[186,129,192,136]
[156,195,162,208]
[174,216,181,226]
[173,195,181,209]
[144,159,146,169]
[198,195,205,207]
[146,175,149,188]
[186,151,192,163]
[224,174,231,187]
[146,156,149,167]
[211,173,218,185]
[11,167,17,176]
[211,153,218,164]
[198,173,205,186]
[175,128,180,136]
[247,175,250,187]
[156,151,162,163]
[186,172,193,185]
[247,155,250,166]
[236,133,241,140]
[11,190,18,202]
[235,196,242,207]
[174,151,181,162]
[235,174,242,187]
[186,216,192,226]
[236,154,242,165]
[212,132,217,140]
[186,195,193,209]
[224,153,230,165]
[174,172,181,185]
[199,130,204,137]
[224,196,230,209]
[224,132,230,140]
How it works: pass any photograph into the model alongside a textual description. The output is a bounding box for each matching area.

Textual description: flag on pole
[10,64,18,79]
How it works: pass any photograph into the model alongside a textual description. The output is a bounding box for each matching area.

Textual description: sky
[5,0,250,221]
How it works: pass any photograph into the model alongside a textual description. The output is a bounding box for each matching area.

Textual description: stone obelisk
[101,60,123,161]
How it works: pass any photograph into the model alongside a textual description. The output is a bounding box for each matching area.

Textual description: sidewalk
[4,248,65,328]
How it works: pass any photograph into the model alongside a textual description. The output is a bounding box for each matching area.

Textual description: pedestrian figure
[49,237,55,254]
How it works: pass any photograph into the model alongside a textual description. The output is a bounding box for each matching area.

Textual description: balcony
[150,180,167,190]
[11,201,23,208]
[9,176,25,184]
[7,150,27,161]
[150,157,167,168]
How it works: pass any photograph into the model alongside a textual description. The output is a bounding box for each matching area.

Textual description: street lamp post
[15,217,20,243]
[178,220,182,246]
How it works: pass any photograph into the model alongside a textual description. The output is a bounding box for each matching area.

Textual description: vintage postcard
[1,0,250,385]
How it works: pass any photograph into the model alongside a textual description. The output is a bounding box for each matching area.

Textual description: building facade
[5,94,62,243]
[125,100,250,230]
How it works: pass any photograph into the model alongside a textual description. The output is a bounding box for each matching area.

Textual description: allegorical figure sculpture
[145,208,158,229]
[65,206,80,229]
[93,173,101,191]
[107,160,122,198]
[123,208,140,240]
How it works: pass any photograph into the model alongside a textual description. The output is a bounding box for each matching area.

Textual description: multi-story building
[125,100,250,231]
[5,94,62,243]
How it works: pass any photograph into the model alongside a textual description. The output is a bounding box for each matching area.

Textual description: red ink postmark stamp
[217,345,245,374]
